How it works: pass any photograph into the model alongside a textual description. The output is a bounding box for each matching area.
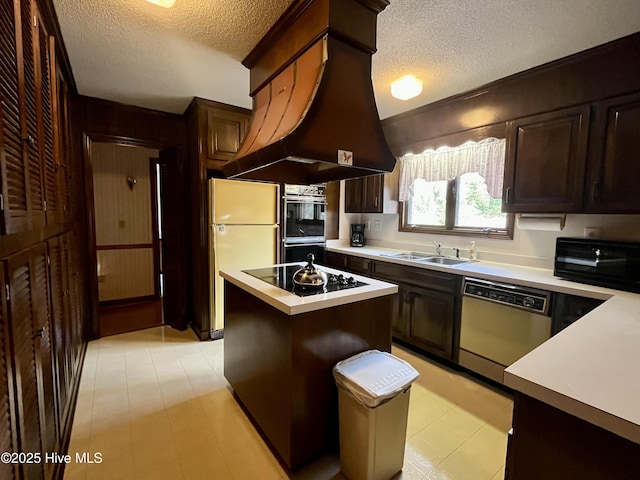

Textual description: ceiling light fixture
[145,0,176,8]
[391,75,423,100]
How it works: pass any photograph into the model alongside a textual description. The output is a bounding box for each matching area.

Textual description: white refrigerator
[208,179,280,335]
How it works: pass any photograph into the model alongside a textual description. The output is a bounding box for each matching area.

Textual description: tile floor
[63,326,512,480]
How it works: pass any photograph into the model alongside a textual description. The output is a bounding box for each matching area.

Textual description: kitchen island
[220,264,398,470]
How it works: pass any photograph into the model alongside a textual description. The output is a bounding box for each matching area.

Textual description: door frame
[82,133,186,339]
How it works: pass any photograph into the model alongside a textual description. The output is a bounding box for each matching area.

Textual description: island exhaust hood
[222,0,396,184]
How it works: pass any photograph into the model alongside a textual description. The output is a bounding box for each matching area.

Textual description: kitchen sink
[378,252,472,266]
[417,256,471,266]
[379,252,430,261]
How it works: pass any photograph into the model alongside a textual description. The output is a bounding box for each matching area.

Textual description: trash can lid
[333,350,419,408]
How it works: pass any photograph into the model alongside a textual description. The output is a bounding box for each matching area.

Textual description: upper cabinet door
[204,106,250,167]
[0,0,29,234]
[20,0,46,229]
[344,177,362,213]
[0,0,56,234]
[0,261,18,480]
[361,174,383,213]
[503,105,591,213]
[586,91,640,213]
[36,12,60,226]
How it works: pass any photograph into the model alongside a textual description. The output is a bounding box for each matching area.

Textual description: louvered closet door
[32,244,58,480]
[59,233,72,389]
[0,264,18,480]
[6,243,58,480]
[66,232,83,378]
[6,248,44,480]
[36,12,59,226]
[0,0,30,234]
[21,0,45,230]
[56,70,71,222]
[47,237,71,427]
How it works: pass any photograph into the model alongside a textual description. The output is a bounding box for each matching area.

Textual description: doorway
[91,142,163,336]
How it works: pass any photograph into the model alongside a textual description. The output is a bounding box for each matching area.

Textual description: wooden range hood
[222,0,396,184]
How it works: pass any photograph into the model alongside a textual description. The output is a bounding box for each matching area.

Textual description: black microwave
[554,237,640,293]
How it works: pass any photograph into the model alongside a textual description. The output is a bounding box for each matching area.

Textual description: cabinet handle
[23,135,36,147]
[374,196,379,208]
[33,327,45,338]
[591,181,600,202]
[505,187,512,204]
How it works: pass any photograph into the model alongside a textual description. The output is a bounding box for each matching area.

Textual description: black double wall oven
[282,184,326,263]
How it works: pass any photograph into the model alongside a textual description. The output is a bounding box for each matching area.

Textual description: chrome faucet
[433,241,442,256]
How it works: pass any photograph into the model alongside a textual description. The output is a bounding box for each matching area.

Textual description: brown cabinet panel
[0,0,57,234]
[55,69,72,222]
[21,0,46,230]
[345,174,383,213]
[504,105,590,212]
[587,91,640,212]
[6,247,44,480]
[345,255,371,275]
[344,168,398,214]
[324,250,347,269]
[0,263,18,480]
[47,235,74,430]
[372,259,459,360]
[506,393,640,480]
[361,174,383,212]
[37,19,60,226]
[391,286,408,339]
[344,177,362,213]
[205,107,249,164]
[407,285,455,359]
[6,243,58,480]
[372,260,458,293]
[0,0,29,234]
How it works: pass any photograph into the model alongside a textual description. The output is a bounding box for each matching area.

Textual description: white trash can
[333,350,419,480]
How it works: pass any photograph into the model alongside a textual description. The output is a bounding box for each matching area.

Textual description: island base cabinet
[506,393,640,480]
[223,281,393,470]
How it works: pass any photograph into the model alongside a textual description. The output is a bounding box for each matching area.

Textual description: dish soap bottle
[469,241,476,260]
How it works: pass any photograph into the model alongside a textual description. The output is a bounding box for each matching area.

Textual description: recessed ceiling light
[146,0,176,8]
[391,75,423,100]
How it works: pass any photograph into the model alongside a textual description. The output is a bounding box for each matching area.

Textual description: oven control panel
[462,278,550,314]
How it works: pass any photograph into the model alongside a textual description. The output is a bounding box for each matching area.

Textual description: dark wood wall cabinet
[0,1,88,479]
[503,94,640,214]
[586,91,640,213]
[382,32,640,214]
[185,98,251,339]
[503,105,590,213]
[344,166,399,214]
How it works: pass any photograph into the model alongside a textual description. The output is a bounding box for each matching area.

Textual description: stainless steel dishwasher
[459,277,552,384]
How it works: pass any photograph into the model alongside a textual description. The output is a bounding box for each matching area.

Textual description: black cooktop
[243,264,368,297]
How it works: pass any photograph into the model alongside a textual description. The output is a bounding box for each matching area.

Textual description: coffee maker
[350,224,366,247]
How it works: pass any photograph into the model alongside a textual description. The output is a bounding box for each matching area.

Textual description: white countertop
[220,263,398,316]
[327,244,640,444]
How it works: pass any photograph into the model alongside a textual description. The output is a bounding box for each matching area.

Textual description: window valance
[398,137,506,202]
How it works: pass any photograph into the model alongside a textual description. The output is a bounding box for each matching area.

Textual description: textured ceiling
[52,0,640,119]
